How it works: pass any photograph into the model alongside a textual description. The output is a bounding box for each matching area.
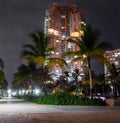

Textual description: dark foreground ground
[0,112,120,123]
[0,97,120,123]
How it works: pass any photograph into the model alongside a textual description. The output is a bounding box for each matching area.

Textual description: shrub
[19,92,105,106]
[0,95,3,99]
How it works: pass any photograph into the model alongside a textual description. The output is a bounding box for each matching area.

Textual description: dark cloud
[0,0,120,85]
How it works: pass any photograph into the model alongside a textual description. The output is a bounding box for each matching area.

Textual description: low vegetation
[0,95,3,99]
[19,92,106,106]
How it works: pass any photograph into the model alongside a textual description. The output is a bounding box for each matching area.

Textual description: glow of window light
[61,15,66,18]
[81,21,86,26]
[56,52,59,55]
[114,53,120,57]
[48,17,51,20]
[48,28,59,36]
[75,62,77,64]
[115,61,119,65]
[75,55,77,58]
[108,81,111,84]
[56,70,59,73]
[51,51,54,54]
[110,85,113,90]
[61,26,65,29]
[79,30,84,36]
[83,54,86,58]
[68,43,71,48]
[71,32,80,37]
[56,40,59,42]
[66,60,70,63]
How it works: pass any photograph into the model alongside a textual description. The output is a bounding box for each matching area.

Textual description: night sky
[0,0,120,85]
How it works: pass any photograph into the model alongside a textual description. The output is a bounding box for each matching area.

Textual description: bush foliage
[0,95,3,99]
[20,92,105,106]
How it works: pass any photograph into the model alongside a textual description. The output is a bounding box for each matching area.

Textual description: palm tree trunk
[88,68,93,97]
[88,59,93,97]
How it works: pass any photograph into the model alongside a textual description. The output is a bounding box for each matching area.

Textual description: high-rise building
[105,49,120,75]
[44,3,85,75]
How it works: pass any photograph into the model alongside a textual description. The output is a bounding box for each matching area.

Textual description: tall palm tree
[12,64,31,89]
[62,24,112,96]
[21,31,66,69]
[21,31,66,94]
[0,58,4,69]
[0,59,7,96]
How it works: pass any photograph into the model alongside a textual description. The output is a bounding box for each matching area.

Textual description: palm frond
[0,59,4,69]
[21,50,37,57]
[95,41,113,50]
[62,51,79,58]
[22,44,39,55]
[67,38,81,47]
[48,58,67,68]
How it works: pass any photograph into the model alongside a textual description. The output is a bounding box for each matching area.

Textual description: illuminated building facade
[44,3,85,75]
[105,49,120,76]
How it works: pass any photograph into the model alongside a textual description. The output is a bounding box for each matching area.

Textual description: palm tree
[62,24,112,96]
[21,31,66,94]
[21,31,66,68]
[0,59,7,96]
[0,58,4,69]
[12,64,31,89]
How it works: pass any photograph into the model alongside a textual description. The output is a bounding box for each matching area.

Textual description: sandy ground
[0,112,120,123]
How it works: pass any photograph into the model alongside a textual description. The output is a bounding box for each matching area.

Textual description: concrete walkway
[0,97,120,123]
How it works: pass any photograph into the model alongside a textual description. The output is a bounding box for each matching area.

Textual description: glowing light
[12,91,17,96]
[75,62,77,64]
[83,54,86,58]
[56,52,59,55]
[70,30,84,37]
[19,90,22,95]
[56,40,59,42]
[51,51,54,54]
[7,89,12,98]
[48,28,59,36]
[56,70,59,73]
[34,88,40,96]
[71,32,80,37]
[68,42,72,48]
[75,55,77,58]
[81,21,86,26]
[79,30,84,35]
[66,60,71,63]
[61,27,65,29]
[22,90,25,94]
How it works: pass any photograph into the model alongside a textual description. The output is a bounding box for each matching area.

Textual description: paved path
[0,97,120,115]
[0,97,120,123]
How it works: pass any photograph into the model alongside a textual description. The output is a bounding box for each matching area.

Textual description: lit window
[66,60,71,63]
[56,70,59,73]
[61,27,65,29]
[51,51,54,54]
[61,15,66,18]
[75,55,77,58]
[115,61,119,65]
[75,62,77,64]
[56,52,59,55]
